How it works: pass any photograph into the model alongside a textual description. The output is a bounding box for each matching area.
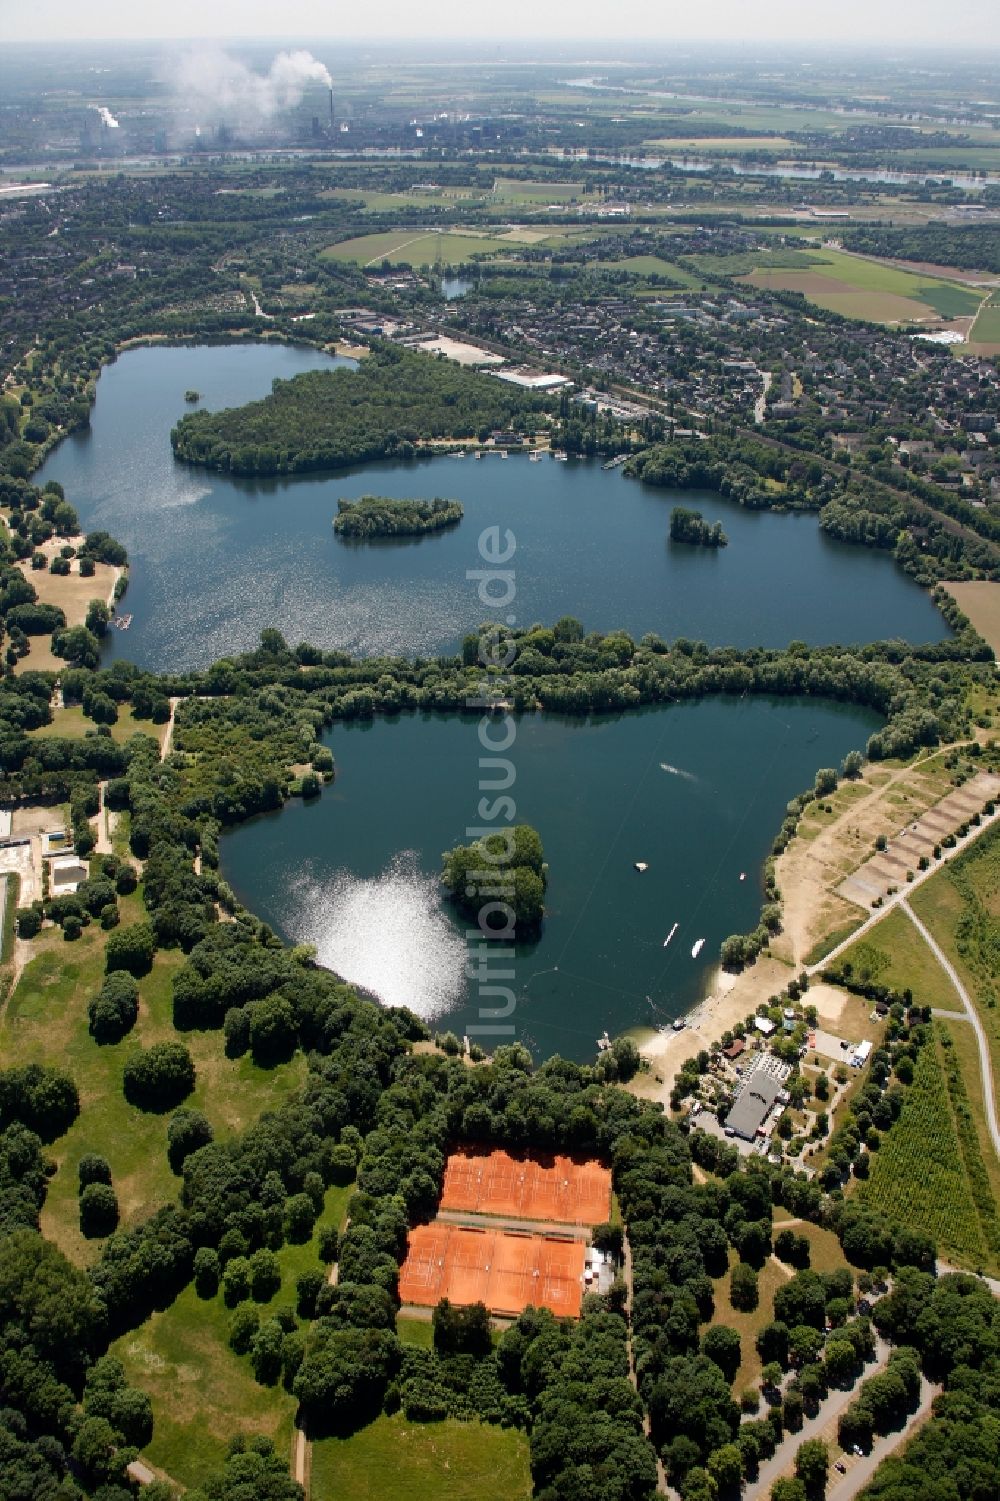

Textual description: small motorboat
[634,861,649,873]
[691,938,706,959]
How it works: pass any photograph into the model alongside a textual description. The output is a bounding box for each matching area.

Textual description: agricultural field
[310,1415,532,1501]
[0,905,306,1266]
[735,247,986,324]
[968,295,1000,351]
[857,1028,1000,1274]
[943,582,1000,657]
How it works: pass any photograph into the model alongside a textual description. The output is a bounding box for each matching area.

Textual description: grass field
[310,1415,532,1501]
[113,1282,297,1489]
[320,230,520,268]
[616,254,710,289]
[1,906,306,1265]
[858,1028,999,1273]
[492,177,584,203]
[835,905,955,1010]
[32,703,166,746]
[113,1180,351,1488]
[908,825,1000,1097]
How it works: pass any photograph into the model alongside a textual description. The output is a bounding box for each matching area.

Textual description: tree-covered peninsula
[441,824,548,934]
[669,507,728,548]
[333,496,463,539]
[170,346,553,475]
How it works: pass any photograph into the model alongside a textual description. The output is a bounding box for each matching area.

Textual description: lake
[36,343,948,672]
[220,699,880,1062]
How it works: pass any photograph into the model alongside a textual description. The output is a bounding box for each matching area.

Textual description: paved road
[825,1375,939,1501]
[807,802,1000,978]
[936,1258,1000,1297]
[742,1340,890,1501]
[900,899,1000,1162]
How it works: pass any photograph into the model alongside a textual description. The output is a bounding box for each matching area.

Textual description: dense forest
[170,347,555,475]
[333,496,464,539]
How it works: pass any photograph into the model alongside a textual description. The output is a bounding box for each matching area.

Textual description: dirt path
[901,899,1000,1161]
[160,697,180,760]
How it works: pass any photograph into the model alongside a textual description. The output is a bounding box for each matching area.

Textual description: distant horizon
[2,0,999,50]
[3,34,1000,54]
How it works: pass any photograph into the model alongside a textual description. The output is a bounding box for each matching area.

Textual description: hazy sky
[3,0,999,47]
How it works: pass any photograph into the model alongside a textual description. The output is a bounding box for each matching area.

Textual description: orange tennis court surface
[399,1223,587,1318]
[440,1147,611,1225]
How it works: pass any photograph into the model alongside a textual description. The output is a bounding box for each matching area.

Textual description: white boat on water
[663,922,678,947]
[634,861,649,873]
[691,938,706,959]
[597,1030,612,1051]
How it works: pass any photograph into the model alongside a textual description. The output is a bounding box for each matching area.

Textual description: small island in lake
[333,495,464,540]
[441,824,548,935]
[669,506,728,548]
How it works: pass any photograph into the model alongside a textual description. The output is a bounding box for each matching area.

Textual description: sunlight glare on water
[287,851,469,1020]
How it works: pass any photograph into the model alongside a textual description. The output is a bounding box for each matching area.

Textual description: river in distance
[220,700,879,1062]
[36,342,948,673]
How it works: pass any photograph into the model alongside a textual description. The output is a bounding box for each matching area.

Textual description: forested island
[441,823,548,934]
[669,507,728,548]
[170,346,553,475]
[333,496,463,539]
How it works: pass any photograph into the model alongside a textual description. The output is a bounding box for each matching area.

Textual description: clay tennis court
[440,1147,611,1225]
[399,1222,586,1318]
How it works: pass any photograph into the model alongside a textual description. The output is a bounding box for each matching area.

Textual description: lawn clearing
[310,1414,532,1501]
[2,912,305,1266]
[710,1251,790,1395]
[492,177,584,203]
[616,254,709,289]
[112,1283,296,1490]
[32,703,166,746]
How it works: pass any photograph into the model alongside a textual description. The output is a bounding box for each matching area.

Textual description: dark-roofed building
[724,1061,785,1141]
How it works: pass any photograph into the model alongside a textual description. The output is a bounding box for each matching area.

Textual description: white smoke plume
[171,48,332,128]
[92,106,120,128]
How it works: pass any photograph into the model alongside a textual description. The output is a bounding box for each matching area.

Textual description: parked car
[834,1461,847,1475]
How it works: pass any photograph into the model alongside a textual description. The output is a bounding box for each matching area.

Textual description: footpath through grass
[310,1414,532,1501]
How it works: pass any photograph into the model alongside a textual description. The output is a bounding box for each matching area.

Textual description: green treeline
[843,225,1000,275]
[669,507,728,548]
[333,496,463,539]
[170,346,555,475]
[441,824,547,933]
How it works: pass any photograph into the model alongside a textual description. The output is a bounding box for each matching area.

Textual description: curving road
[900,899,1000,1162]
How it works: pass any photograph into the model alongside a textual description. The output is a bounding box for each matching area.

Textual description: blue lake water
[36,342,947,672]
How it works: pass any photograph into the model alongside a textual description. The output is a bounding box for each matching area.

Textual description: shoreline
[629,952,793,1103]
